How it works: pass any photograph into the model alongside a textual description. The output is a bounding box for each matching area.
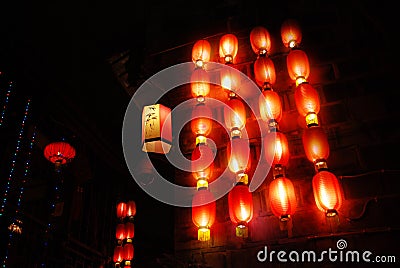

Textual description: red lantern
[295,83,320,127]
[281,18,302,48]
[302,126,330,166]
[227,137,251,179]
[286,49,310,86]
[224,97,246,137]
[44,141,76,165]
[192,189,216,241]
[220,65,240,93]
[269,177,297,221]
[250,26,271,55]
[115,223,126,240]
[142,104,172,154]
[219,33,238,64]
[312,171,343,216]
[125,222,134,239]
[263,131,290,167]
[113,245,124,263]
[126,200,136,218]
[190,68,210,101]
[123,242,134,260]
[192,39,211,68]
[254,56,276,89]
[228,184,253,237]
[191,103,213,141]
[116,202,127,219]
[258,89,282,125]
[191,143,214,189]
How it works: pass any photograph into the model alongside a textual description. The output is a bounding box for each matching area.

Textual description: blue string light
[0,81,13,127]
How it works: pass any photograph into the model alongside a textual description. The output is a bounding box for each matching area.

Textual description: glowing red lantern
[263,131,290,167]
[126,200,136,218]
[191,103,213,142]
[269,177,297,221]
[113,245,123,263]
[295,83,320,126]
[302,126,330,168]
[123,242,134,260]
[44,141,76,166]
[254,56,276,89]
[220,65,240,93]
[116,202,127,219]
[190,68,210,101]
[258,89,282,126]
[281,18,302,48]
[115,223,126,240]
[228,184,253,237]
[286,49,310,86]
[312,170,343,216]
[142,104,172,154]
[191,143,214,189]
[224,97,246,137]
[192,188,216,241]
[250,26,271,55]
[125,222,134,239]
[192,39,211,68]
[219,33,238,64]
[227,137,251,180]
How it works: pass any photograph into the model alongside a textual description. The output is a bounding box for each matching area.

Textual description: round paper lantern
[191,68,210,101]
[219,33,238,64]
[192,189,216,241]
[269,177,297,221]
[254,56,276,89]
[116,202,127,219]
[224,97,246,137]
[281,18,302,48]
[113,245,123,263]
[263,131,290,167]
[228,184,253,237]
[302,126,330,165]
[286,49,310,86]
[191,143,214,189]
[250,26,271,55]
[191,103,213,140]
[295,83,320,126]
[227,137,251,178]
[125,222,134,239]
[192,39,211,68]
[123,242,134,260]
[126,200,136,218]
[312,170,343,216]
[44,141,76,165]
[259,89,282,125]
[220,65,240,93]
[115,223,126,240]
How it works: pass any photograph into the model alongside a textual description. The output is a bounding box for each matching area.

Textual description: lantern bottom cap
[326,209,338,217]
[280,214,290,222]
[198,228,211,241]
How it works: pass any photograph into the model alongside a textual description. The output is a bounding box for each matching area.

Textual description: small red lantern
[302,126,330,169]
[228,184,253,237]
[269,177,297,221]
[220,65,240,93]
[116,202,127,219]
[286,49,310,86]
[115,223,126,241]
[295,83,320,127]
[192,188,216,241]
[113,245,124,263]
[192,39,211,68]
[254,56,276,89]
[44,141,76,166]
[281,18,302,48]
[123,242,134,260]
[219,33,238,64]
[258,89,282,127]
[190,68,210,101]
[312,170,343,216]
[224,97,246,137]
[191,143,214,189]
[263,131,290,167]
[191,103,213,142]
[126,200,136,218]
[125,222,134,239]
[227,137,251,182]
[250,26,271,56]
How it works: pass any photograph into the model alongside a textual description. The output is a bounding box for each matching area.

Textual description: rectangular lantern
[142,104,172,154]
